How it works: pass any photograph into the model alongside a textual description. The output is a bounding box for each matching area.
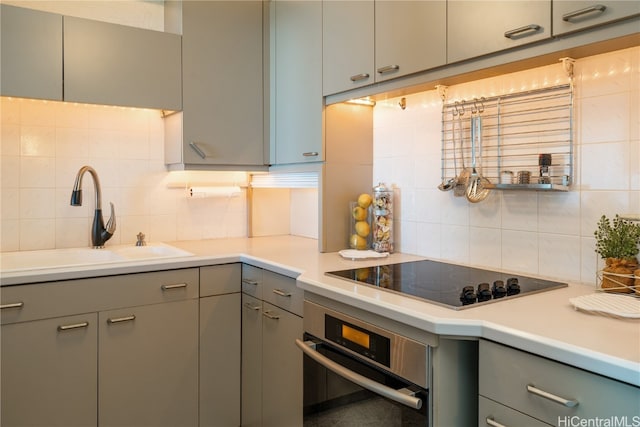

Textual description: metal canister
[372,183,394,253]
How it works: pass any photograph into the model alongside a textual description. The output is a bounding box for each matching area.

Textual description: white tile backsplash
[373,46,640,285]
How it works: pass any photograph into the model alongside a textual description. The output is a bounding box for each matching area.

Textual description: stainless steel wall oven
[296,301,431,426]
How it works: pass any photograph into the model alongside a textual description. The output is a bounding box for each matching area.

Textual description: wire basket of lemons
[349,193,373,250]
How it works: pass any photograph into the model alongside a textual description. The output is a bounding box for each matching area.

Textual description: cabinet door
[272,1,324,165]
[99,300,198,427]
[261,302,303,427]
[447,1,551,64]
[241,294,263,427]
[200,293,241,427]
[553,1,640,36]
[63,16,181,110]
[0,5,63,100]
[1,314,97,427]
[375,1,446,82]
[322,1,374,95]
[180,1,265,167]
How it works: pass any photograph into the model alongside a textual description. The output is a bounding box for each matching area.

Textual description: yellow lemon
[355,268,370,281]
[355,221,370,237]
[358,193,373,209]
[352,206,367,221]
[349,234,368,250]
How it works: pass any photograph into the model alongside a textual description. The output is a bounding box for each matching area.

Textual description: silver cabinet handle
[0,302,24,310]
[562,4,606,21]
[262,310,280,320]
[272,289,292,297]
[486,417,508,427]
[107,315,136,324]
[58,321,89,331]
[189,142,207,159]
[377,65,400,74]
[526,384,578,408]
[295,339,422,410]
[243,302,261,311]
[242,279,259,286]
[504,24,542,39]
[350,73,370,82]
[161,283,187,291]
[302,152,319,157]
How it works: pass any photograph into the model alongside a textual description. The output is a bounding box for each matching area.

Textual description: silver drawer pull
[377,64,399,74]
[272,289,292,297]
[486,417,507,427]
[107,315,136,324]
[526,384,578,408]
[562,4,606,21]
[0,302,24,310]
[161,283,187,291]
[262,310,280,320]
[242,279,259,286]
[302,152,319,157]
[243,302,261,311]
[189,142,207,159]
[504,24,542,39]
[58,321,89,331]
[350,73,370,82]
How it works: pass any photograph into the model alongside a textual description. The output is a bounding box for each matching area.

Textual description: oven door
[296,335,429,426]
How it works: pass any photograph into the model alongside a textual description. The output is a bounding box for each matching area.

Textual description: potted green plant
[594,214,640,293]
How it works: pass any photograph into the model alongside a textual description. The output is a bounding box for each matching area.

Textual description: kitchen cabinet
[241,266,303,426]
[0,268,199,427]
[553,1,640,36]
[270,0,324,165]
[199,264,242,427]
[448,1,551,64]
[165,1,266,170]
[479,339,640,425]
[322,1,375,95]
[1,313,98,427]
[375,1,447,82]
[0,5,63,101]
[63,16,181,110]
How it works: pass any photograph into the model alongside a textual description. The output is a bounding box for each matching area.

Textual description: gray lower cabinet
[0,4,63,101]
[1,313,98,427]
[241,266,303,426]
[479,396,551,427]
[199,264,242,427]
[479,339,640,425]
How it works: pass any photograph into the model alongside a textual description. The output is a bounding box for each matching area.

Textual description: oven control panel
[325,314,391,367]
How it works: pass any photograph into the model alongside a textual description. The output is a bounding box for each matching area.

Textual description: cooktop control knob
[492,280,507,299]
[459,285,477,305]
[507,278,521,295]
[477,283,492,302]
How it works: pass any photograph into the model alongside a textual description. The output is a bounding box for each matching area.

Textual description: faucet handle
[106,202,116,235]
[136,232,146,247]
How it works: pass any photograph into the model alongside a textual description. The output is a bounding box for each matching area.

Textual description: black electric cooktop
[326,260,568,310]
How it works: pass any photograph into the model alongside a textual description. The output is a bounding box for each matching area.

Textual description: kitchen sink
[0,243,193,273]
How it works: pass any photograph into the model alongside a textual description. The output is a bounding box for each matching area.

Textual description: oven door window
[303,338,428,426]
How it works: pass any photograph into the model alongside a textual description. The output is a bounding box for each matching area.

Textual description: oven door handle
[295,339,423,410]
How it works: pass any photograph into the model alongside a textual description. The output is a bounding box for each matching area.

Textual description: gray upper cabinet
[0,5,63,101]
[553,1,640,36]
[271,1,324,165]
[63,16,181,110]
[322,1,375,96]
[165,1,266,170]
[375,1,447,82]
[447,1,552,64]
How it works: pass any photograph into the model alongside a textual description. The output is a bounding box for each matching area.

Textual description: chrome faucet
[70,166,116,248]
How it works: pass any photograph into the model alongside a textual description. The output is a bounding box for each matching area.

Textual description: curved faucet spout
[70,166,116,248]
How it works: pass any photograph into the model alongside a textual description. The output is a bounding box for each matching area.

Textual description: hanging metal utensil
[465,113,490,203]
[438,109,458,192]
[453,103,469,197]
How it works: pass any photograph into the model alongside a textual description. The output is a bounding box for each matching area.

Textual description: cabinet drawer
[479,340,640,424]
[200,263,241,296]
[242,264,263,299]
[262,270,303,316]
[479,396,550,427]
[1,268,199,325]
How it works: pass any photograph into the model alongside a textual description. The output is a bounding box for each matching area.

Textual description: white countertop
[2,236,639,387]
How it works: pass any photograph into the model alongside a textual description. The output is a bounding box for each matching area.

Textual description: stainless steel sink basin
[0,243,193,273]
